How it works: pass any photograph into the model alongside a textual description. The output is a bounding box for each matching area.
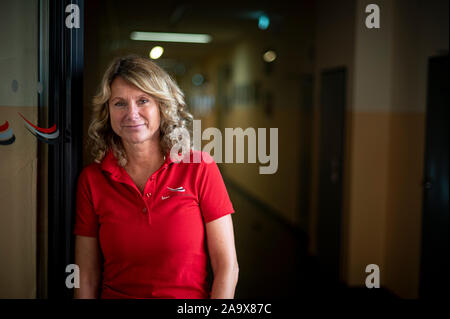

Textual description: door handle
[423,179,432,190]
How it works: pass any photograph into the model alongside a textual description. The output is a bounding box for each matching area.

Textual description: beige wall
[0,0,38,298]
[199,13,315,228]
[338,0,447,298]
[0,107,38,298]
[219,36,312,227]
[345,0,393,286]
[384,113,426,298]
[310,0,357,283]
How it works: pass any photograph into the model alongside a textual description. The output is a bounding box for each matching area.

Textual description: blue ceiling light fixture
[258,14,270,30]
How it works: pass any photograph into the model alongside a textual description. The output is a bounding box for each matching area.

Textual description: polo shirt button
[146,193,151,197]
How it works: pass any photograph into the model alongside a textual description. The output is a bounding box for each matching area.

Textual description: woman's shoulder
[78,161,103,181]
[180,149,216,165]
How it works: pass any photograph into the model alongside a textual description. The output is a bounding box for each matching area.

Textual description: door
[419,55,449,299]
[316,68,347,283]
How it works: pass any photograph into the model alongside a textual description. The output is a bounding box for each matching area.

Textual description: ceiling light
[149,46,164,59]
[131,31,212,43]
[258,15,270,30]
[192,74,204,86]
[263,50,277,63]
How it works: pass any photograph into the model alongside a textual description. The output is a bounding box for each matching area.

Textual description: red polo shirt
[74,149,234,299]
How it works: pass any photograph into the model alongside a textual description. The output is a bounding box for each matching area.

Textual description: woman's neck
[122,140,164,173]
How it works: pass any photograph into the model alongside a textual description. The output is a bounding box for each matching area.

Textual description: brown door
[316,67,347,283]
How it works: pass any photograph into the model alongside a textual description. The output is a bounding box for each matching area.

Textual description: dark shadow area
[226,179,399,300]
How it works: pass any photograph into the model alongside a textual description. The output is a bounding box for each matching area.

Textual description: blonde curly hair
[88,55,193,167]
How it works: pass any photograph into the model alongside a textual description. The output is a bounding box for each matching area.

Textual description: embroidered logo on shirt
[167,186,185,192]
[161,195,170,200]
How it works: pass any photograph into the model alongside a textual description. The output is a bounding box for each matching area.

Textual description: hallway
[226,177,323,299]
[226,178,398,300]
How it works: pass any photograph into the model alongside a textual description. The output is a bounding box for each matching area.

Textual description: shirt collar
[100,149,120,175]
[100,149,174,176]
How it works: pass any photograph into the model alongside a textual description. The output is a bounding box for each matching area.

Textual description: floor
[225,180,399,300]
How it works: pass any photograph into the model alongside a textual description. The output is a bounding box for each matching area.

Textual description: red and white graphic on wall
[0,121,15,145]
[18,112,59,144]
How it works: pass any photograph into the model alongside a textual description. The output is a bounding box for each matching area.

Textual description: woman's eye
[139,99,149,104]
[114,102,126,107]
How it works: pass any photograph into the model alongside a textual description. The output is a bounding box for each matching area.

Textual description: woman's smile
[122,123,146,129]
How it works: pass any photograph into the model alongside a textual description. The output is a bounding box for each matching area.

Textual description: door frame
[46,0,84,299]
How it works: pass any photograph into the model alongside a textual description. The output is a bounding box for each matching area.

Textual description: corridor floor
[226,180,321,299]
[225,180,399,300]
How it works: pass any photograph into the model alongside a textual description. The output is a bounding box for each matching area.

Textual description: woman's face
[109,76,161,146]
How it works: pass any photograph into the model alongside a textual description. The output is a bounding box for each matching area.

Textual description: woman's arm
[206,214,239,299]
[74,235,102,299]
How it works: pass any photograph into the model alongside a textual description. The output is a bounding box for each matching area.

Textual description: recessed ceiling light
[149,46,164,59]
[263,50,277,63]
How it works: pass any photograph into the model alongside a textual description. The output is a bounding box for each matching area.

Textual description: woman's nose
[126,101,140,118]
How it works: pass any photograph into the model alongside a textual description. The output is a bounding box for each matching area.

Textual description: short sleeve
[74,169,99,237]
[198,152,235,223]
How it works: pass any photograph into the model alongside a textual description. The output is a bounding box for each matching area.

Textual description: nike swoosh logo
[161,196,170,200]
[167,186,185,192]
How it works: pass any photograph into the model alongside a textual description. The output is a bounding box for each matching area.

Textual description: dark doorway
[316,67,347,283]
[419,55,449,299]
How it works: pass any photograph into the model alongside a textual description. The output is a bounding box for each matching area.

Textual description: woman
[74,55,238,299]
